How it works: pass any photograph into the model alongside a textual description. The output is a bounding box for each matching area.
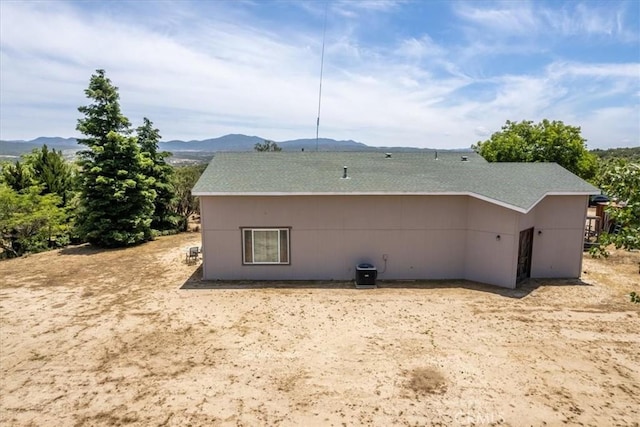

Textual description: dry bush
[406,367,447,395]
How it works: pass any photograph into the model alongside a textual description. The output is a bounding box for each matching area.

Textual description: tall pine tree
[136,118,178,231]
[76,70,155,247]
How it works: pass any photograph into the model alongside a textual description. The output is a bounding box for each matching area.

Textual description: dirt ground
[1,233,639,426]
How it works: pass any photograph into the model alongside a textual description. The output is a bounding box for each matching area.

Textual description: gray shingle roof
[192,151,600,212]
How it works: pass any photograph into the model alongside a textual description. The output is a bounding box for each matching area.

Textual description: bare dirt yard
[1,233,639,426]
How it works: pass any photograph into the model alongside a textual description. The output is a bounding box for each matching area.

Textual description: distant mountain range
[159,134,380,152]
[0,137,79,157]
[1,134,472,159]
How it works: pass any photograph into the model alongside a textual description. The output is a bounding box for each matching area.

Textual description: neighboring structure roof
[192,151,600,213]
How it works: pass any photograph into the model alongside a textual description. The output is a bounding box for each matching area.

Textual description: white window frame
[241,227,290,265]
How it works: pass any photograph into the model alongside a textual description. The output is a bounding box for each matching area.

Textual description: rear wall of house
[200,195,525,285]
[518,195,588,279]
[465,198,519,288]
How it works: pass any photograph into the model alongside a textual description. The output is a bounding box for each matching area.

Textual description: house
[191,151,599,288]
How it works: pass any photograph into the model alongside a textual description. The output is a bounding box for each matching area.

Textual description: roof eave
[193,190,597,213]
[524,190,599,213]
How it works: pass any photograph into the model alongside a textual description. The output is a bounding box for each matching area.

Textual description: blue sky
[1,0,638,149]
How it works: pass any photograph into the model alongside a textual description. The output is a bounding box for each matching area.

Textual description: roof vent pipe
[435,151,438,160]
[342,166,348,179]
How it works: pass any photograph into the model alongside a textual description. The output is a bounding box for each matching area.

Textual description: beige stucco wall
[464,198,519,288]
[519,195,588,279]
[199,194,589,287]
[200,195,468,281]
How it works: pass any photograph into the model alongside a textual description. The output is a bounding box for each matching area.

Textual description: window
[242,228,290,265]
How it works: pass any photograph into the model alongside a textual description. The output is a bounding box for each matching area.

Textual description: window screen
[242,228,290,264]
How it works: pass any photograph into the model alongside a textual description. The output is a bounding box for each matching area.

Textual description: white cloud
[454,3,539,35]
[547,62,640,79]
[580,107,640,148]
[0,1,637,150]
[544,3,638,40]
[396,35,445,61]
[474,126,491,137]
[332,0,404,16]
[455,1,638,41]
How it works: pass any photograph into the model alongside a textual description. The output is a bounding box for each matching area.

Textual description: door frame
[517,227,534,284]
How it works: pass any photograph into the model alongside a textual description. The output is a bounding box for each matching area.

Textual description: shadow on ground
[58,244,129,256]
[58,245,106,256]
[180,267,592,299]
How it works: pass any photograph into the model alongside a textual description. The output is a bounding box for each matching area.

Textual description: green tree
[591,147,640,162]
[76,70,155,247]
[254,140,282,152]
[24,145,74,204]
[1,160,35,192]
[473,119,597,180]
[2,145,74,202]
[0,184,69,257]
[136,118,179,231]
[172,164,206,231]
[77,69,131,142]
[1,146,76,256]
[591,159,640,255]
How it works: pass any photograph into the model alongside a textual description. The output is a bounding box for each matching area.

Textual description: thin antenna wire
[316,1,328,152]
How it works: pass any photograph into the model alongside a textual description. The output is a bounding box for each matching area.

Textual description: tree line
[1,70,205,258]
[591,147,640,162]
